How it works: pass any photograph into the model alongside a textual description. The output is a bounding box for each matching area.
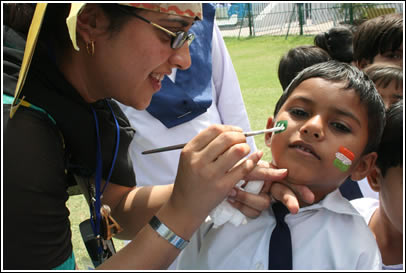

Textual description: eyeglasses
[122,9,195,49]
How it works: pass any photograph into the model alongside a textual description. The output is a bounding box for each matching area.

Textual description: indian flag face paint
[333,146,355,172]
[274,120,287,134]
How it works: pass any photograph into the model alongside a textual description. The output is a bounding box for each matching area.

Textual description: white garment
[208,180,264,228]
[356,177,379,199]
[177,190,382,270]
[350,197,379,224]
[118,23,256,270]
[351,198,404,270]
[119,23,256,187]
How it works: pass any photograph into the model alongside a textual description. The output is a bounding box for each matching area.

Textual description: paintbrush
[142,124,285,155]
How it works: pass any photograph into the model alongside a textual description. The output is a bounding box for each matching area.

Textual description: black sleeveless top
[3,37,136,269]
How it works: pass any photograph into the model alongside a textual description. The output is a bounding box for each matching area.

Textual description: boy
[278,45,330,91]
[364,63,403,109]
[352,64,402,199]
[351,100,403,270]
[177,61,385,270]
[353,13,403,69]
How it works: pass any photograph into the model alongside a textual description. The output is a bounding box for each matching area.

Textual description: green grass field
[67,35,315,269]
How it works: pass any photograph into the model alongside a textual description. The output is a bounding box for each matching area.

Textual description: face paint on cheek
[333,146,355,172]
[274,120,288,134]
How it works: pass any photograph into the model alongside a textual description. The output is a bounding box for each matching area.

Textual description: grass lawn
[67,35,315,269]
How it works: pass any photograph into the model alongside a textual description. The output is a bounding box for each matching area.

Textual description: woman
[3,3,313,269]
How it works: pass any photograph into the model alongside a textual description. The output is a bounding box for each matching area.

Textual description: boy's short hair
[363,63,403,90]
[353,13,403,64]
[376,100,403,177]
[278,45,331,91]
[274,61,386,155]
[314,26,353,63]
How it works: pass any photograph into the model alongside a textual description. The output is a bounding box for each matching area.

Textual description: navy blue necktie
[268,202,292,270]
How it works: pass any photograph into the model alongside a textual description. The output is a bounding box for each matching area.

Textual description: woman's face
[87,9,195,109]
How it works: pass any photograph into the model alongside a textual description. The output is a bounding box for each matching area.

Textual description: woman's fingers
[228,190,271,218]
[171,125,262,221]
[269,182,315,214]
[186,124,243,153]
[244,160,288,182]
[269,182,301,214]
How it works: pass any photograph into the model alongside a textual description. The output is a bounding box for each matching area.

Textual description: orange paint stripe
[339,146,354,161]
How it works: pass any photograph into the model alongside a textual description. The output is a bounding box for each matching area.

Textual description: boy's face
[379,166,403,234]
[373,42,403,68]
[266,78,374,202]
[376,80,403,109]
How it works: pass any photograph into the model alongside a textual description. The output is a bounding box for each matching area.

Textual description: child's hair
[314,26,353,63]
[376,100,403,177]
[363,63,403,91]
[353,13,403,64]
[278,45,331,91]
[274,61,386,155]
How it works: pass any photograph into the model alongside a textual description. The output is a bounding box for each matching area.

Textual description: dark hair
[274,61,386,155]
[3,3,36,36]
[278,45,331,91]
[353,13,403,64]
[314,26,354,63]
[376,100,403,177]
[4,3,136,58]
[363,63,403,90]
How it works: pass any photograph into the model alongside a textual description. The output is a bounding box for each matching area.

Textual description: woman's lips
[150,73,165,91]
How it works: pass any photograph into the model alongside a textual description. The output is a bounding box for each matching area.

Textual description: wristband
[149,215,189,250]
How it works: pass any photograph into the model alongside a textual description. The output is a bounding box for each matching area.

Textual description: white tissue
[207,180,264,228]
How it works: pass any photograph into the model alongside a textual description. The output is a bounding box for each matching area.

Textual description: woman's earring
[86,41,95,56]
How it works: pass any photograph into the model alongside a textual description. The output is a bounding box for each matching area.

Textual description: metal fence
[215,2,404,38]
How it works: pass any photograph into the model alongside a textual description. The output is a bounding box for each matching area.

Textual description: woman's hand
[227,160,315,215]
[168,125,263,229]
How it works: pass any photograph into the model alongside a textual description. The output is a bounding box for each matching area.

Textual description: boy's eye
[383,52,402,60]
[331,122,351,133]
[289,108,309,118]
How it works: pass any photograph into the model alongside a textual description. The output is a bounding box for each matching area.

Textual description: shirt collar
[294,189,361,217]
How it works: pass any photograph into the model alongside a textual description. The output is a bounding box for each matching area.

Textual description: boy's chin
[272,160,313,186]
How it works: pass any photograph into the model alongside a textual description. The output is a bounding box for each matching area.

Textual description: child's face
[372,42,403,68]
[266,78,374,202]
[376,80,403,109]
[379,166,403,234]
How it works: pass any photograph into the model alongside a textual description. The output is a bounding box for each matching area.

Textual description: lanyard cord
[89,100,120,248]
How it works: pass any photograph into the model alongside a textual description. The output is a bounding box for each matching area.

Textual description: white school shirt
[118,24,255,270]
[351,198,404,270]
[356,177,379,199]
[118,23,256,187]
[177,189,382,270]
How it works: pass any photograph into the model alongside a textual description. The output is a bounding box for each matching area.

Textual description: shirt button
[255,262,264,270]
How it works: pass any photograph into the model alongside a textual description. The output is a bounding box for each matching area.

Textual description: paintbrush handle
[142,126,284,155]
[142,143,187,154]
[243,126,284,137]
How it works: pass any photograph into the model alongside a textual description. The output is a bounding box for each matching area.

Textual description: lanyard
[90,100,120,254]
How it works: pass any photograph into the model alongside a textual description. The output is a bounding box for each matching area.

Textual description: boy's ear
[265,117,275,147]
[366,167,382,193]
[350,152,378,181]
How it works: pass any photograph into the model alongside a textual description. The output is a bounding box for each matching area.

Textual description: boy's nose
[300,115,325,140]
[168,43,192,70]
